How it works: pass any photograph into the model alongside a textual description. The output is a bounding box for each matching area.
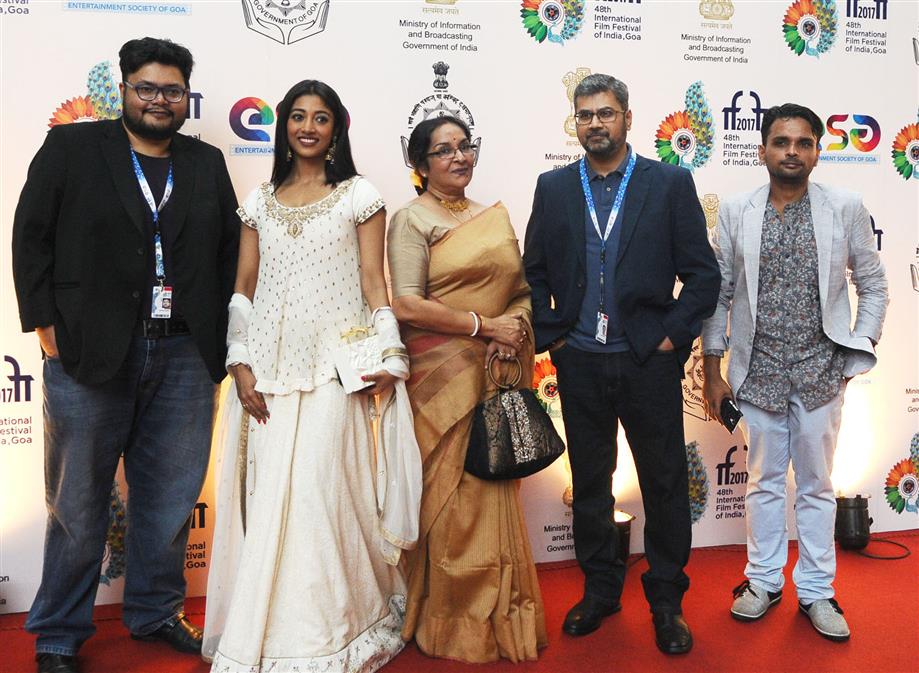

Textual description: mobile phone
[720,398,742,434]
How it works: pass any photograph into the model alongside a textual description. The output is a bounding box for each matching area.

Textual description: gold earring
[325,141,336,164]
[286,148,292,161]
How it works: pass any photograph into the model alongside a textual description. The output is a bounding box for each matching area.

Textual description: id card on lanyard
[130,149,174,319]
[578,151,636,344]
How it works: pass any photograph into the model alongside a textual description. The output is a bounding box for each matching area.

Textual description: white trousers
[737,388,845,603]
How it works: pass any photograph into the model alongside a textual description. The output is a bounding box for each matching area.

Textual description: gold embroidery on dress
[236,206,257,230]
[260,176,358,238]
[237,411,250,534]
[356,198,384,225]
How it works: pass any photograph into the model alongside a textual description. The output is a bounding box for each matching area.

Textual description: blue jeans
[26,336,216,656]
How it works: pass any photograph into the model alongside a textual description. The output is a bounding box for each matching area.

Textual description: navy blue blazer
[523,154,720,366]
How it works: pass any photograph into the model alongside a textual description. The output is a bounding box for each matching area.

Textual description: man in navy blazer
[523,74,719,653]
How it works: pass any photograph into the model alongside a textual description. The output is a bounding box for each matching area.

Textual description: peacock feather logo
[782,0,837,57]
[87,61,122,120]
[891,121,919,181]
[655,82,715,172]
[100,481,128,585]
[48,61,122,128]
[686,441,710,523]
[520,0,585,45]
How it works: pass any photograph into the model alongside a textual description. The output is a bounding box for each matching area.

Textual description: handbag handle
[486,352,522,391]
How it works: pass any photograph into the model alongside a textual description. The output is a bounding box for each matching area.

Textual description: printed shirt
[737,194,845,412]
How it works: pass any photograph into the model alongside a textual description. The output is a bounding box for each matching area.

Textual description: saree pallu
[400,204,547,663]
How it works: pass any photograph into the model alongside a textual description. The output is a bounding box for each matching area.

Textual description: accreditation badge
[595,312,608,344]
[151,285,173,319]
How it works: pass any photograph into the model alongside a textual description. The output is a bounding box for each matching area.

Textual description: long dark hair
[406,116,471,195]
[270,80,357,189]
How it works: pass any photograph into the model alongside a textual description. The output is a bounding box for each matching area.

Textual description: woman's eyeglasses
[426,142,479,161]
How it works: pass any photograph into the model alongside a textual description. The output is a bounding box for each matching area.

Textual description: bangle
[469,311,481,337]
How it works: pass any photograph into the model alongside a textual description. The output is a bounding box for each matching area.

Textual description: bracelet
[469,311,481,337]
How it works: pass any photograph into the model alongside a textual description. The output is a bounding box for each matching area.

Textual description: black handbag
[464,353,566,480]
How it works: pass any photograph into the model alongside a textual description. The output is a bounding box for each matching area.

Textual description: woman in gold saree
[387,116,547,663]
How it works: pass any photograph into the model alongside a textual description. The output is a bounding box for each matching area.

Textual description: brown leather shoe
[131,612,203,654]
[36,653,79,673]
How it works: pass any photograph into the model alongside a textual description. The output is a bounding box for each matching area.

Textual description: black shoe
[36,653,79,673]
[652,612,693,654]
[562,596,622,636]
[131,612,203,654]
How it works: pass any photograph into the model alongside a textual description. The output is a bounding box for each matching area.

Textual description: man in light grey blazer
[701,104,888,642]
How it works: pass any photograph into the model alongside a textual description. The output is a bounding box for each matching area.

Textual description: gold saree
[398,204,547,663]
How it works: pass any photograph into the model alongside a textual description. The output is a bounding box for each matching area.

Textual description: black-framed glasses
[123,81,188,104]
[575,107,625,126]
[426,142,479,161]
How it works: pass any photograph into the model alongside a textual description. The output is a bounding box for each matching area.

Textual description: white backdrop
[1,0,917,614]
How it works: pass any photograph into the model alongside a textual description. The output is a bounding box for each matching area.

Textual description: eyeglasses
[574,107,625,126]
[123,81,188,104]
[426,142,479,161]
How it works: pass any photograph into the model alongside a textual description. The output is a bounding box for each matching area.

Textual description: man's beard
[122,106,186,141]
[582,131,618,158]
[766,164,810,186]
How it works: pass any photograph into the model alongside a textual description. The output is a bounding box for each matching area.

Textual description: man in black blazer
[523,74,719,654]
[12,38,239,673]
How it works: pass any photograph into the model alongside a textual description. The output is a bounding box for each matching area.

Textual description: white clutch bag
[333,327,383,393]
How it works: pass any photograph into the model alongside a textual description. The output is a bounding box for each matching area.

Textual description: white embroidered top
[237,176,384,394]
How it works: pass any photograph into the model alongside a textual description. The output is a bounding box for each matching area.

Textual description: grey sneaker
[799,598,850,641]
[731,579,782,621]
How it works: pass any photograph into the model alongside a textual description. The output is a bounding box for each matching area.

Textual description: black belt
[136,318,191,338]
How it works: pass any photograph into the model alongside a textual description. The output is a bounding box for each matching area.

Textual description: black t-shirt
[134,153,182,319]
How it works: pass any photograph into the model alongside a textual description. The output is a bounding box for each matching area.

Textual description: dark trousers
[551,345,691,613]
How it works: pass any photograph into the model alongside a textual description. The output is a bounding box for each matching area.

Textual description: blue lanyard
[130,149,173,283]
[579,152,636,312]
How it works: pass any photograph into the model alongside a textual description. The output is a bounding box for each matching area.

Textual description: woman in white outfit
[202,80,420,673]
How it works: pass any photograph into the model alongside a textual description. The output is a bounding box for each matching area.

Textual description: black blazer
[523,154,720,366]
[12,119,240,384]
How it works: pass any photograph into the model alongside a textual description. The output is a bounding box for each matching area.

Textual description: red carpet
[2,531,916,673]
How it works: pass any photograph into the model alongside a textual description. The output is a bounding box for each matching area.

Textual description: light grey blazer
[701,182,889,394]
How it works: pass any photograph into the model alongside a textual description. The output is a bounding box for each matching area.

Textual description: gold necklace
[438,197,470,213]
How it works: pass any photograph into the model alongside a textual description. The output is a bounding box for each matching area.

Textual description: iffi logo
[845,0,887,19]
[716,445,748,486]
[3,356,34,404]
[722,91,767,131]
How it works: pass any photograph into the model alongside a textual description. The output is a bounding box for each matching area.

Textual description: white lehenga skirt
[203,381,406,673]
